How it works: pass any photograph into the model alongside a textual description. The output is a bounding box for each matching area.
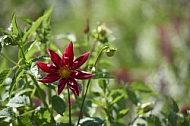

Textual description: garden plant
[0,5,190,126]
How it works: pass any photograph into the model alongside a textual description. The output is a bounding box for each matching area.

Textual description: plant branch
[67,85,72,126]
[76,45,109,125]
[28,73,56,124]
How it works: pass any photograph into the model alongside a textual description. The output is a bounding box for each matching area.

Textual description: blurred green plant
[0,5,190,126]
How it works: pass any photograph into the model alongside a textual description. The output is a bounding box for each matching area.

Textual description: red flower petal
[72,52,90,70]
[72,70,94,79]
[67,78,80,96]
[48,49,63,68]
[36,61,57,73]
[62,42,74,66]
[38,74,60,83]
[58,79,67,94]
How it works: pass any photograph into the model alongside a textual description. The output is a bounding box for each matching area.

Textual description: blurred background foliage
[1,0,190,116]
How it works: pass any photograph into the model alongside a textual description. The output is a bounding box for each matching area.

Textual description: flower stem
[67,85,72,126]
[0,52,18,65]
[28,73,56,124]
[76,45,109,125]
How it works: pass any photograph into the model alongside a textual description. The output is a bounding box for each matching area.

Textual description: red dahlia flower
[36,42,93,96]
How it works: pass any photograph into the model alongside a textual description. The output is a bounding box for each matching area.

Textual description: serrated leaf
[0,69,13,85]
[6,95,30,108]
[79,117,105,126]
[52,95,66,116]
[9,67,24,97]
[22,7,53,42]
[0,107,15,118]
[11,13,19,36]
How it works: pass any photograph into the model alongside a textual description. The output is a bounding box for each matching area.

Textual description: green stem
[28,73,56,124]
[17,44,27,64]
[0,52,18,65]
[76,45,109,125]
[24,75,33,108]
[67,85,72,126]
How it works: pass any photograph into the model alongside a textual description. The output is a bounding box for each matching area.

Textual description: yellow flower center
[57,66,72,79]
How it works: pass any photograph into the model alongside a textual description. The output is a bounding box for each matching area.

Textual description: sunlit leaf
[9,67,24,97]
[6,95,30,108]
[22,7,53,42]
[109,95,124,107]
[0,107,15,118]
[17,115,32,126]
[34,107,51,125]
[0,69,13,85]
[117,109,129,119]
[23,41,35,54]
[79,117,105,126]
[11,13,19,36]
[92,100,104,107]
[52,95,66,116]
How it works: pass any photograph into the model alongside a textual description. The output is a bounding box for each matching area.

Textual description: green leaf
[168,111,177,126]
[144,114,162,126]
[6,95,30,108]
[0,69,13,85]
[11,13,19,36]
[34,107,51,125]
[91,100,104,107]
[0,107,15,118]
[23,41,35,54]
[109,94,124,107]
[22,7,53,42]
[98,79,107,93]
[0,121,10,125]
[79,117,105,126]
[30,62,38,78]
[126,88,138,105]
[9,67,24,97]
[117,109,129,119]
[52,95,66,116]
[56,123,70,126]
[130,81,153,93]
[17,115,32,126]
[171,98,179,113]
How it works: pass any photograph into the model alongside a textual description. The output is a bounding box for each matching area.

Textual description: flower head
[36,42,93,96]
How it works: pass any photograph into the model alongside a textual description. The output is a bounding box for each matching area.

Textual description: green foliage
[52,95,66,116]
[0,3,189,125]
[0,69,13,85]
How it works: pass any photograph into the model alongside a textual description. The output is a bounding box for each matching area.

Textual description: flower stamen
[58,66,72,79]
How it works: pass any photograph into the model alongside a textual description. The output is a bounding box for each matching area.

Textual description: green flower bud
[137,102,155,115]
[106,47,117,57]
